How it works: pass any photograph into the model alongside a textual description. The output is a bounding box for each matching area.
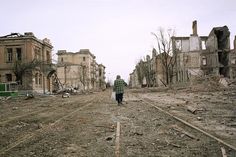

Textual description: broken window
[99,69,102,77]
[35,73,38,84]
[6,48,13,62]
[202,56,207,65]
[34,48,41,60]
[175,40,182,51]
[201,40,206,50]
[61,57,64,63]
[231,58,236,64]
[39,74,42,85]
[83,57,86,61]
[16,48,22,61]
[46,51,50,63]
[6,74,12,82]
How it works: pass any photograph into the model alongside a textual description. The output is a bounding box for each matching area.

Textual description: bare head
[116,75,121,79]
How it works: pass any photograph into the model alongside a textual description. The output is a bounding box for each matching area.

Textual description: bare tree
[13,59,43,85]
[151,28,176,85]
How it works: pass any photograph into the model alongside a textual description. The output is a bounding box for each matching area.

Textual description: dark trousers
[116,93,123,104]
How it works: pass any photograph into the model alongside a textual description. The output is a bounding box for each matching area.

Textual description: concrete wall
[182,39,190,52]
[190,36,201,51]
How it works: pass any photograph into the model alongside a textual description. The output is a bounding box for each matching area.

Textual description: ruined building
[0,32,55,93]
[129,48,172,88]
[172,21,236,83]
[57,49,106,90]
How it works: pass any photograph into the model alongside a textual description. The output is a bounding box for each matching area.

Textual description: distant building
[0,32,54,93]
[98,64,106,89]
[129,68,139,88]
[129,48,171,88]
[57,49,106,90]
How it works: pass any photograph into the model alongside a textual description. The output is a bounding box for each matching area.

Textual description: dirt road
[0,89,236,156]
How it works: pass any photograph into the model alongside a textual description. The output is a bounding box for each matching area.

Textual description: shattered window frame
[175,40,182,51]
[6,48,13,63]
[35,73,39,85]
[16,48,22,61]
[39,74,42,85]
[201,40,206,50]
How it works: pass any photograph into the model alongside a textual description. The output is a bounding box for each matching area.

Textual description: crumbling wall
[190,36,201,51]
[206,35,217,52]
[205,26,230,77]
[182,39,190,52]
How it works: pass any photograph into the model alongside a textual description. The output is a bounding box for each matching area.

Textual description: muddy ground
[0,88,236,157]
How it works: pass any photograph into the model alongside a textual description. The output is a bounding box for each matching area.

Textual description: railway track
[142,97,236,154]
[0,94,97,156]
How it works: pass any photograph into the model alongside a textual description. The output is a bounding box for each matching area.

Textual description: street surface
[0,88,236,156]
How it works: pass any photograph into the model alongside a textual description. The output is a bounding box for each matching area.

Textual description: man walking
[113,75,127,105]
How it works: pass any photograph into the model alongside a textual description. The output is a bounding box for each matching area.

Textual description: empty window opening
[175,40,182,51]
[201,40,206,50]
[202,56,207,65]
[35,73,39,84]
[83,57,86,61]
[16,48,22,61]
[231,58,236,64]
[99,69,102,76]
[39,74,42,85]
[46,51,50,63]
[6,74,12,82]
[7,48,13,62]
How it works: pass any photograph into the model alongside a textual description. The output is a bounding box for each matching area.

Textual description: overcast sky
[1,0,236,82]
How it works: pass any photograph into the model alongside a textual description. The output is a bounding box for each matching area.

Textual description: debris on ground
[25,93,35,100]
[62,92,70,98]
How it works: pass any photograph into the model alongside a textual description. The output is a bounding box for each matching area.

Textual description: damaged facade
[0,32,54,93]
[130,21,236,88]
[172,21,236,83]
[129,49,170,88]
[57,49,106,90]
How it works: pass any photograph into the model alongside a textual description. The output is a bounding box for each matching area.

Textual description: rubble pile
[190,75,224,92]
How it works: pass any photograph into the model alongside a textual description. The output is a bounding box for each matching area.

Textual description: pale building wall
[182,39,190,52]
[190,36,201,51]
[57,49,106,90]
